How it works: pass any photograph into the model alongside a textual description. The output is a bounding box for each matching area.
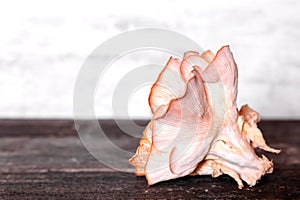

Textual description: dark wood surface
[0,119,299,199]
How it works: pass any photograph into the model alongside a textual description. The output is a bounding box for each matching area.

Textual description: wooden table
[0,120,299,199]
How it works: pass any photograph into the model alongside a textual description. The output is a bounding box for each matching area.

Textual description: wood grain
[0,120,299,199]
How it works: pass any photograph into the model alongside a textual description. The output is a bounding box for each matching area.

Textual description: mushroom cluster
[129,46,280,189]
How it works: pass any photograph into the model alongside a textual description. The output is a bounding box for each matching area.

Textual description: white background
[0,0,299,119]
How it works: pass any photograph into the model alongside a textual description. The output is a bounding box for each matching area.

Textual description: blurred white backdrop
[0,0,299,119]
